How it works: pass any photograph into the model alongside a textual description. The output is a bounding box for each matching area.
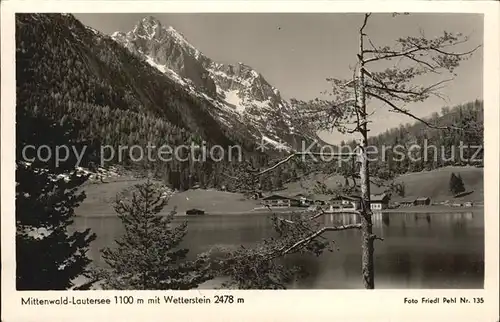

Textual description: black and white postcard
[1,1,499,321]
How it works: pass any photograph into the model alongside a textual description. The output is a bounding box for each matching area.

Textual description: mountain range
[16,13,482,192]
[111,16,316,150]
[16,13,319,190]
[17,14,317,153]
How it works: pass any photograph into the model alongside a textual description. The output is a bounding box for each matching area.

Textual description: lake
[72,210,484,289]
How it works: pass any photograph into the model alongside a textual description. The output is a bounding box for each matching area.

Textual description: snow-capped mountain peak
[111,16,317,150]
[134,15,162,39]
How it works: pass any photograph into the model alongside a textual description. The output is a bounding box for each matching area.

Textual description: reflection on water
[72,211,484,289]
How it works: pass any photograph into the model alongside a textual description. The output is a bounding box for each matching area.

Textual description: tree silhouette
[449,172,466,195]
[98,181,211,290]
[222,13,480,289]
[16,108,96,290]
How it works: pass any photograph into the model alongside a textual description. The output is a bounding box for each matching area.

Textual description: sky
[74,13,483,144]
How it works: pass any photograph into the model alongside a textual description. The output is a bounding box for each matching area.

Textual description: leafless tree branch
[360,13,371,34]
[255,151,357,176]
[365,91,465,131]
[365,78,453,98]
[370,234,384,242]
[280,224,362,255]
[364,43,480,64]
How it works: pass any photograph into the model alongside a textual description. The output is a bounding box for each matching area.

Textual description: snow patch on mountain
[223,90,245,113]
[85,26,99,35]
[207,67,254,87]
[262,135,291,152]
[144,55,191,87]
[111,16,318,150]
[145,55,167,73]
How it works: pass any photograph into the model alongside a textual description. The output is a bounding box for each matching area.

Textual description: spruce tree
[449,172,458,194]
[16,109,96,290]
[456,174,466,194]
[449,172,466,195]
[99,181,211,290]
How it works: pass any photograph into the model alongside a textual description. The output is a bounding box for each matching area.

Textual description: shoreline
[381,205,483,213]
[76,208,304,218]
[76,205,483,218]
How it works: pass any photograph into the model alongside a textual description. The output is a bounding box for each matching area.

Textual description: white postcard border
[1,1,498,321]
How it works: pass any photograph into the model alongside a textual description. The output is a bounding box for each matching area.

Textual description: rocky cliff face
[112,16,316,151]
[112,16,217,96]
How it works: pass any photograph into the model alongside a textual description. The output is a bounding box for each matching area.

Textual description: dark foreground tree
[212,212,326,289]
[98,181,211,290]
[449,172,466,195]
[16,109,96,290]
[220,12,481,289]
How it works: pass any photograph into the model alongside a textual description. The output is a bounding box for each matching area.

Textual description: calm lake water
[73,210,484,289]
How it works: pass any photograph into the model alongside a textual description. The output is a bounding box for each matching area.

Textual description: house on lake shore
[261,194,301,208]
[330,195,361,209]
[415,197,431,206]
[370,193,390,210]
[260,192,399,211]
[293,193,314,207]
[396,196,432,207]
[399,197,416,207]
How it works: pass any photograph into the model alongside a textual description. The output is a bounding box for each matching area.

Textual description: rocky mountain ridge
[111,16,315,150]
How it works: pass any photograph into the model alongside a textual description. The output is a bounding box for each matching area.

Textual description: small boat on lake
[186,208,205,216]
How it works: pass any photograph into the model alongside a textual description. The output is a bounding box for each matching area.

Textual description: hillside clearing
[281,166,483,203]
[75,166,483,217]
[76,179,260,217]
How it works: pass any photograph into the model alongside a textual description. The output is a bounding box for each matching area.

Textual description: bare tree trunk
[359,130,374,289]
[357,14,375,289]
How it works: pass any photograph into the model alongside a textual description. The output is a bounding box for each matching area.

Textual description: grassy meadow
[75,166,483,217]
